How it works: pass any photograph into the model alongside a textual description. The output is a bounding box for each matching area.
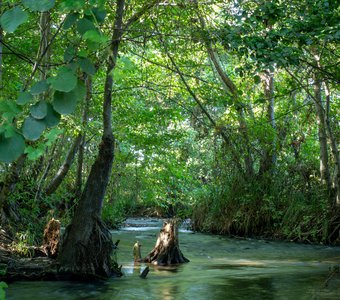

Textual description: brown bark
[57,0,125,276]
[75,76,92,198]
[42,218,60,258]
[44,134,82,196]
[58,0,160,278]
[143,219,189,265]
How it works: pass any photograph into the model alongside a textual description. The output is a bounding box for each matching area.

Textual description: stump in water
[143,219,189,265]
[42,218,60,258]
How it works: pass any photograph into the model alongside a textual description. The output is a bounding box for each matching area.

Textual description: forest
[0,0,339,298]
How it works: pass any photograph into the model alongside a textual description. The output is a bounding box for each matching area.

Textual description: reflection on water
[7,218,340,300]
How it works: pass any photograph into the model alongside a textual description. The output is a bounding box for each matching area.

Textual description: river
[7,218,340,299]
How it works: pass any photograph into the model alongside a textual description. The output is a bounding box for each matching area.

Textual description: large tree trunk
[143,219,189,265]
[57,0,125,278]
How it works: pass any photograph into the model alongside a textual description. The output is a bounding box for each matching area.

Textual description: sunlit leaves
[0,133,25,163]
[22,0,55,12]
[22,116,46,141]
[0,7,28,33]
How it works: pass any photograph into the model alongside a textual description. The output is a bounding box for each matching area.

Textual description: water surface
[7,218,340,299]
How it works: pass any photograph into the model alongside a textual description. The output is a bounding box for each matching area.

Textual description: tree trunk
[313,72,331,193]
[324,83,340,208]
[57,0,125,278]
[42,218,61,258]
[143,219,189,265]
[194,4,253,177]
[259,71,276,175]
[44,134,82,196]
[75,76,92,199]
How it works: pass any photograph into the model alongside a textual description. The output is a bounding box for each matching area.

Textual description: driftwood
[143,219,189,265]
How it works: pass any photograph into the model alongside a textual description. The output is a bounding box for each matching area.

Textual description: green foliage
[0,133,25,163]
[22,0,55,12]
[30,101,48,119]
[0,281,8,300]
[22,116,46,141]
[48,67,77,92]
[0,7,28,33]
[30,80,50,95]
[52,81,85,114]
[16,92,33,106]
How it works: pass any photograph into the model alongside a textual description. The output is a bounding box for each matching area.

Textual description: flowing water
[7,218,340,299]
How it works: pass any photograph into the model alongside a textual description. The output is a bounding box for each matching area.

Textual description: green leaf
[64,46,76,62]
[22,0,55,12]
[30,80,49,95]
[42,103,61,127]
[83,30,108,44]
[77,18,96,35]
[25,144,45,160]
[17,91,33,105]
[60,0,85,11]
[254,75,261,84]
[48,68,77,92]
[92,7,106,23]
[0,7,28,33]
[78,58,96,75]
[44,127,63,146]
[0,132,25,163]
[30,101,48,119]
[0,100,21,122]
[53,81,85,115]
[22,116,46,141]
[63,12,79,30]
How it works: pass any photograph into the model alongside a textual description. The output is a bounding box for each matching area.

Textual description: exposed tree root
[58,216,121,279]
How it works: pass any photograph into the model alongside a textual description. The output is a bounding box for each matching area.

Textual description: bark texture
[42,218,60,258]
[143,220,189,265]
[57,0,125,278]
[45,134,82,196]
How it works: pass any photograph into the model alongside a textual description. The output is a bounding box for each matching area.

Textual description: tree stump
[42,218,60,258]
[133,241,142,262]
[143,219,189,265]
